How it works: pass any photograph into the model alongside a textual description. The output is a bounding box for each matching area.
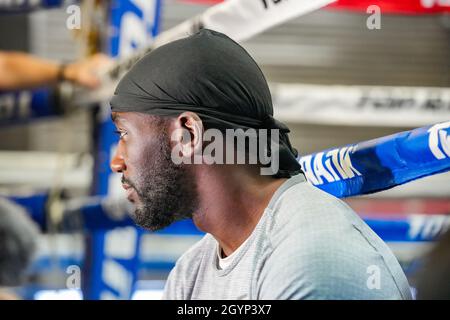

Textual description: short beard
[127,125,198,231]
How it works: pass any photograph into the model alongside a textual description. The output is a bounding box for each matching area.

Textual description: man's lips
[122,183,132,190]
[122,183,136,202]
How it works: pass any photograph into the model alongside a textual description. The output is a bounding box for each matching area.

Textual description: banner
[327,0,450,14]
[154,0,336,47]
[0,88,59,125]
[179,0,450,14]
[0,0,68,12]
[272,84,450,127]
[3,83,449,128]
[300,121,450,197]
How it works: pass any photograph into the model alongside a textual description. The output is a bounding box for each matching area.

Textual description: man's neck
[192,165,287,257]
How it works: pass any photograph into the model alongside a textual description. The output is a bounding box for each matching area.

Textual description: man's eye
[114,130,128,139]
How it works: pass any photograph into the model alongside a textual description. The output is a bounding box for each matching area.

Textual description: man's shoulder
[266,180,385,261]
[173,233,213,269]
[163,234,213,300]
[259,182,411,299]
[271,180,360,233]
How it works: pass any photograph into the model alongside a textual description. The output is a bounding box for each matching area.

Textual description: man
[0,51,111,90]
[416,229,450,299]
[0,198,39,299]
[110,29,412,299]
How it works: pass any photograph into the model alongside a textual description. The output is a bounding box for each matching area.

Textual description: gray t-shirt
[163,174,412,300]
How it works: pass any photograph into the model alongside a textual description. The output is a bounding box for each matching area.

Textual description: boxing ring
[0,0,449,299]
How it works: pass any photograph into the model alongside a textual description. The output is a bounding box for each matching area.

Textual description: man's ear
[169,112,204,161]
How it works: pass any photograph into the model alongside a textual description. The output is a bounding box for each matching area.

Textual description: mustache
[121,176,138,190]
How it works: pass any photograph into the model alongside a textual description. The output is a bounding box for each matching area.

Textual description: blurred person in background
[0,51,111,90]
[416,229,450,300]
[0,198,40,300]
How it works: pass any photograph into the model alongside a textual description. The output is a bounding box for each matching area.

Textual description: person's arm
[0,51,112,90]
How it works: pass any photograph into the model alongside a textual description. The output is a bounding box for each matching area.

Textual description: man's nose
[110,149,126,173]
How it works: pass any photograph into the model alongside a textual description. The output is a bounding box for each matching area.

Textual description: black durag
[110,29,302,178]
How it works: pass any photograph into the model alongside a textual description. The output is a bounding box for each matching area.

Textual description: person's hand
[63,53,113,89]
[0,290,19,300]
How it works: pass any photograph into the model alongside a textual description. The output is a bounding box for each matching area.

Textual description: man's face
[110,112,198,231]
